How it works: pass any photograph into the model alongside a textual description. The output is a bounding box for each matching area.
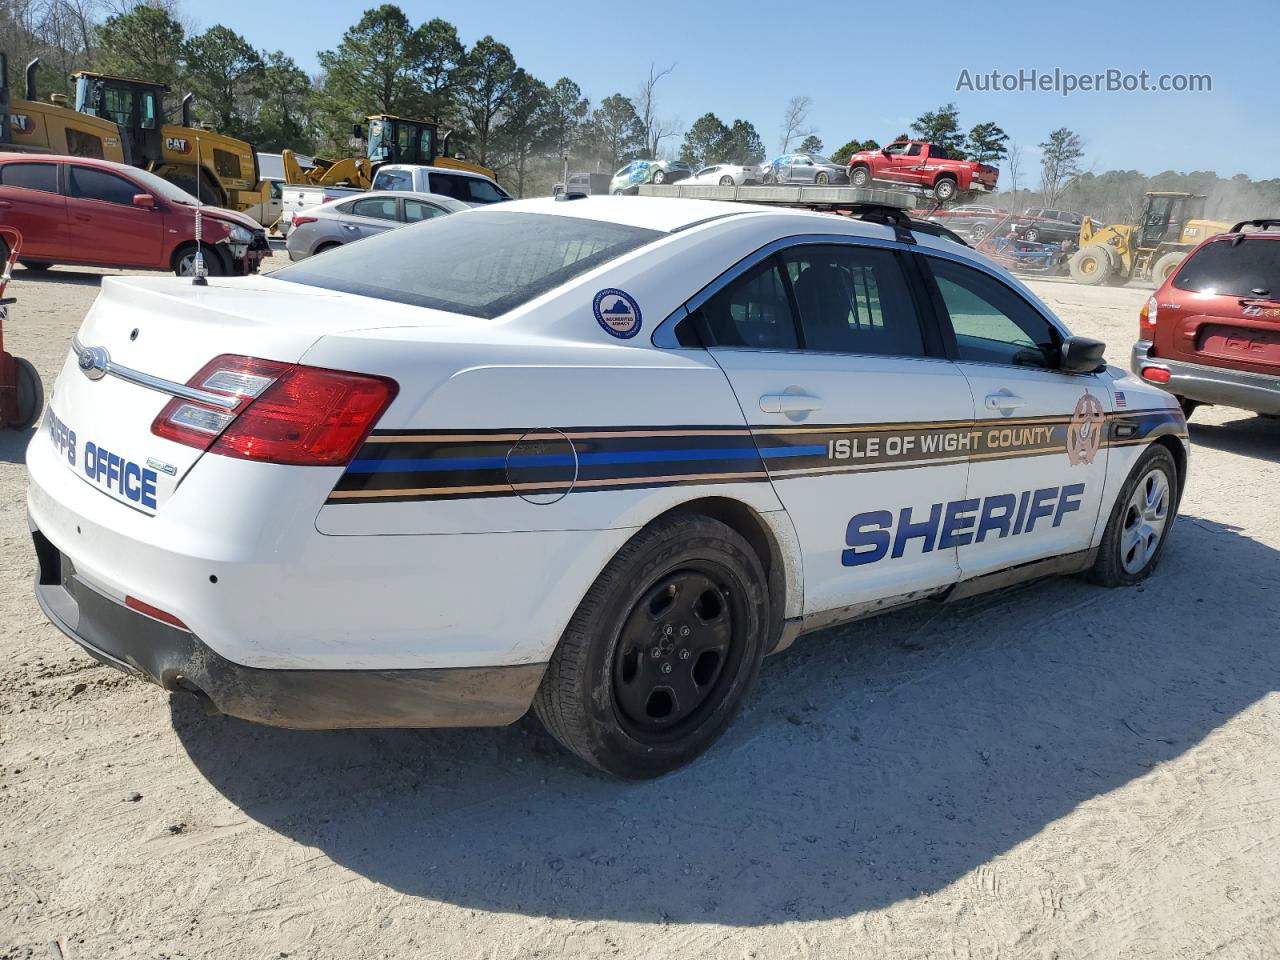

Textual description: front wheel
[1069,246,1113,285]
[815,171,830,185]
[849,166,870,188]
[1089,445,1179,587]
[173,244,227,277]
[719,175,734,186]
[534,514,771,779]
[20,261,51,272]
[1023,227,1040,243]
[651,169,667,185]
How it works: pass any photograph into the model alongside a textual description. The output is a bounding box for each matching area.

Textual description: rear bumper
[1132,341,1280,415]
[32,524,545,729]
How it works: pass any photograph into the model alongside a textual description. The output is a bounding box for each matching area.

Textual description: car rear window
[274,211,663,318]
[0,162,58,193]
[1172,237,1280,298]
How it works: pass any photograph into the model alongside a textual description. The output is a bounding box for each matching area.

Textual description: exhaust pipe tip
[24,57,39,101]
[169,675,220,716]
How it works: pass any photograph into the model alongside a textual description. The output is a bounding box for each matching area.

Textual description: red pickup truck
[847,141,999,201]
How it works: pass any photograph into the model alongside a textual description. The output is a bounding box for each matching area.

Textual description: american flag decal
[1113,390,1128,409]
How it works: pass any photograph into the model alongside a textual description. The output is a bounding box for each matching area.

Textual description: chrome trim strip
[71,338,240,410]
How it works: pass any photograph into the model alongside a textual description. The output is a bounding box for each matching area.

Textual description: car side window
[429,173,469,201]
[884,143,907,157]
[464,178,507,203]
[374,170,412,192]
[780,245,925,357]
[350,197,398,220]
[690,256,799,350]
[927,257,1060,368]
[68,166,140,206]
[0,162,58,193]
[928,145,949,159]
[403,199,446,222]
[906,143,923,157]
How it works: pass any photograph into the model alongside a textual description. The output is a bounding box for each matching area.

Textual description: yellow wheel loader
[1,54,127,162]
[71,70,260,212]
[1068,191,1231,286]
[281,114,495,188]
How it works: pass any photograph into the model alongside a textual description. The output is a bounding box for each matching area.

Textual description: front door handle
[73,213,91,222]
[760,392,823,415]
[984,392,1026,412]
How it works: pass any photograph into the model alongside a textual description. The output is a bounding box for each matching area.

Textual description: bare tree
[634,61,676,158]
[1006,140,1022,206]
[779,95,815,152]
[1038,127,1084,207]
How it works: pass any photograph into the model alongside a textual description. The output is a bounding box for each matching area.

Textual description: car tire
[652,169,667,185]
[1151,252,1185,286]
[1088,444,1179,588]
[761,172,775,185]
[314,241,343,255]
[1069,246,1113,285]
[970,223,990,241]
[849,166,870,188]
[533,513,771,779]
[815,171,830,185]
[719,175,734,186]
[172,243,228,278]
[1176,396,1199,419]
[9,356,45,430]
[932,176,957,201]
[19,261,51,272]
[1023,227,1040,243]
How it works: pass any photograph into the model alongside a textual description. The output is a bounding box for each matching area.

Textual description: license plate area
[1197,323,1280,367]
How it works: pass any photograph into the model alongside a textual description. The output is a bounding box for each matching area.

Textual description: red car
[847,141,999,202]
[1132,219,1280,418]
[0,153,270,276]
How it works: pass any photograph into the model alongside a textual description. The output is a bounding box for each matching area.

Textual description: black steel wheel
[534,513,771,778]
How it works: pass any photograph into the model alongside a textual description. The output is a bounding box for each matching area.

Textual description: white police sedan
[27,196,1188,778]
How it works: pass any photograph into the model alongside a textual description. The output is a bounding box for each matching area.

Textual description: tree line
[4,0,1279,215]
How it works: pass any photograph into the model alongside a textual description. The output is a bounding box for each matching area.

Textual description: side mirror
[132,193,156,209]
[1059,335,1106,373]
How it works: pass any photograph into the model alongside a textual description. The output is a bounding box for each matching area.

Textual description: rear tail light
[291,215,318,228]
[151,354,397,466]
[1139,296,1158,336]
[1141,366,1171,384]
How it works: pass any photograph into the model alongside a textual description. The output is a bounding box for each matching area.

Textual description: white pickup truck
[279,165,511,236]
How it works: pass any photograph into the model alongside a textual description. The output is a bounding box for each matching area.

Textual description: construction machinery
[1068,192,1231,286]
[282,114,494,189]
[71,70,260,211]
[1,54,127,162]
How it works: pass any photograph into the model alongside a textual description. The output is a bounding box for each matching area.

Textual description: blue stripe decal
[346,447,767,474]
[759,445,827,458]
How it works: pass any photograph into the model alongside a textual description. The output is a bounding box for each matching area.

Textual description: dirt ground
[1,255,1278,960]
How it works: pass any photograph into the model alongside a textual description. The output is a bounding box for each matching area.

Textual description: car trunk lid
[47,275,423,514]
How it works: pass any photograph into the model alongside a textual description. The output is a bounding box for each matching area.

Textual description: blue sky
[182,0,1276,180]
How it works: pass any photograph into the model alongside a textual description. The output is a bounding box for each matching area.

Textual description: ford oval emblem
[78,346,110,381]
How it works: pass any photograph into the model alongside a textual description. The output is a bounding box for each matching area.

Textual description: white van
[370,164,511,206]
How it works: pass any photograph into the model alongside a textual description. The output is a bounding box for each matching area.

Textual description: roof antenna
[191,136,207,286]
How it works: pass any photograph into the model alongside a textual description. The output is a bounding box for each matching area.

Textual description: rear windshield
[1172,237,1280,298]
[274,210,663,318]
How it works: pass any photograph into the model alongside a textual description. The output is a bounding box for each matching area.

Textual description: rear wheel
[1069,246,1113,285]
[534,513,770,779]
[718,175,734,186]
[8,357,44,430]
[1151,252,1185,286]
[849,165,871,188]
[314,241,342,255]
[651,169,667,185]
[815,171,830,185]
[19,261,51,272]
[932,176,957,201]
[1176,396,1200,419]
[1089,444,1178,587]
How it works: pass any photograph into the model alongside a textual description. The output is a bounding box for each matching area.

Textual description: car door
[697,238,973,617]
[876,143,910,182]
[65,164,163,267]
[0,161,69,261]
[921,253,1112,578]
[402,198,451,224]
[338,196,401,241]
[790,155,817,183]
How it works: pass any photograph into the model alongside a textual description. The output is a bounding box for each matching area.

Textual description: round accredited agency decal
[593,289,642,339]
[1066,391,1106,465]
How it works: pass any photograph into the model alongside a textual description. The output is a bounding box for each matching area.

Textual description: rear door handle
[73,213,91,222]
[760,392,823,415]
[984,392,1026,411]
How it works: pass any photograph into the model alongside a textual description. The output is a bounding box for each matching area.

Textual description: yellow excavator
[282,114,494,188]
[1,54,127,161]
[1069,192,1232,286]
[71,70,262,211]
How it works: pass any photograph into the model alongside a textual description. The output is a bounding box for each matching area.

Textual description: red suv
[1132,219,1280,418]
[0,154,270,276]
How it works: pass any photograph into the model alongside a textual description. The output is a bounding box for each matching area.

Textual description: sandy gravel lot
[1,256,1278,959]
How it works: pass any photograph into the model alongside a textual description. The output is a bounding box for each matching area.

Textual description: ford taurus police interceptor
[26,196,1189,779]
